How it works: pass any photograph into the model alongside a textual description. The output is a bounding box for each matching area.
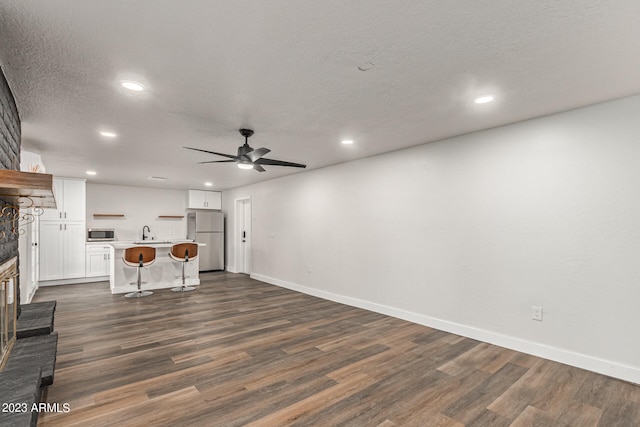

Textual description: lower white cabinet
[39,221,86,281]
[86,245,111,277]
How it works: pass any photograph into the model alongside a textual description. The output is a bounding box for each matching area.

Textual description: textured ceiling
[1,1,640,190]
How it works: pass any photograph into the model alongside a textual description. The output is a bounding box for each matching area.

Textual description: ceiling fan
[184,129,307,172]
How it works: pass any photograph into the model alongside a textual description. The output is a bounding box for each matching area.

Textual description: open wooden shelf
[93,214,125,217]
[158,215,184,219]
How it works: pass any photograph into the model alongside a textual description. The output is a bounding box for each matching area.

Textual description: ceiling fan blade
[247,147,270,162]
[255,158,307,168]
[187,129,307,173]
[184,146,237,159]
[197,160,236,164]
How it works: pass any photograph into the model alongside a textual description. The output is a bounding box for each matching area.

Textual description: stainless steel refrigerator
[187,211,224,271]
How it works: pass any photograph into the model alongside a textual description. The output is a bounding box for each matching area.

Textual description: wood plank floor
[33,272,640,426]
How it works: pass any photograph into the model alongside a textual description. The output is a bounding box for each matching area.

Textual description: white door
[39,222,64,280]
[18,210,39,302]
[236,198,251,274]
[206,191,222,209]
[86,249,109,277]
[188,190,207,209]
[242,200,251,274]
[64,222,87,279]
[62,179,86,221]
[31,215,39,287]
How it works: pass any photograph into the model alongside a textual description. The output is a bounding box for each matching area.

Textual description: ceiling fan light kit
[185,128,307,173]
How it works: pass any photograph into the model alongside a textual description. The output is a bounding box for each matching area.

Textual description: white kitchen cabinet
[188,190,221,210]
[64,222,87,278]
[40,178,86,221]
[39,177,86,282]
[188,190,207,208]
[86,245,110,277]
[39,222,63,281]
[39,221,86,281]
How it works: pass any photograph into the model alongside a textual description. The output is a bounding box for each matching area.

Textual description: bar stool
[123,246,156,298]
[170,243,198,292]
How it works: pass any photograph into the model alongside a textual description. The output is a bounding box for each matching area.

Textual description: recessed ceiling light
[474,95,495,104]
[204,182,213,187]
[121,80,145,91]
[86,171,97,176]
[147,176,168,181]
[99,131,117,138]
[341,139,354,145]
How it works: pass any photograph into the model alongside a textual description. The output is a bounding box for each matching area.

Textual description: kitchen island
[108,240,205,294]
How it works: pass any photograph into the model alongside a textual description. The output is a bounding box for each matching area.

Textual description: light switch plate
[532,306,543,321]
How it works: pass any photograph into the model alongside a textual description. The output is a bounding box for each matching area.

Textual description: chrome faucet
[142,225,150,240]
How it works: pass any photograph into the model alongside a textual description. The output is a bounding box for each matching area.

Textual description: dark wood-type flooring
[34,272,640,426]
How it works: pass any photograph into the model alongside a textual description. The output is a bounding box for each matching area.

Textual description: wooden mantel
[0,170,56,208]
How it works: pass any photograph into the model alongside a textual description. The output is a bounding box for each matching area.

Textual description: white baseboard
[39,276,108,286]
[251,273,640,385]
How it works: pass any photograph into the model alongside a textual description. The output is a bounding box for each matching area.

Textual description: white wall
[223,94,640,383]
[20,150,46,173]
[86,183,188,241]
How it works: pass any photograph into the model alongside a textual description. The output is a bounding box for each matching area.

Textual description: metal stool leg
[171,259,195,292]
[125,264,153,298]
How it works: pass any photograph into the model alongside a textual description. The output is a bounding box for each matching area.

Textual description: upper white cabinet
[188,190,221,210]
[41,178,86,221]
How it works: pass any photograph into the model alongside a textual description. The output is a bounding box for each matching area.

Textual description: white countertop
[112,240,203,249]
[87,239,204,249]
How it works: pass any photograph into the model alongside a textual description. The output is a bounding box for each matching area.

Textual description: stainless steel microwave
[87,228,115,241]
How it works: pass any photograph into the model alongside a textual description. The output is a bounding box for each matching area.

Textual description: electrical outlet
[306,264,312,273]
[532,306,543,321]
